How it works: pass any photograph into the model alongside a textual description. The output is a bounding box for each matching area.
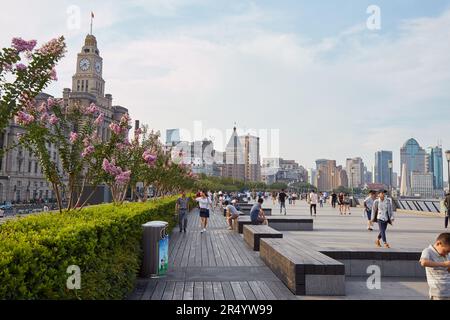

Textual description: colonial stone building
[0,34,128,203]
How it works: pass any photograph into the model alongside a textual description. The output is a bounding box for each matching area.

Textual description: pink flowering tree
[99,116,161,204]
[13,97,112,212]
[0,37,66,134]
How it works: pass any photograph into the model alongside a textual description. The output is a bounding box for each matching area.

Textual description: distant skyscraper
[374,151,393,187]
[166,129,181,146]
[400,138,427,192]
[427,146,444,190]
[346,157,364,188]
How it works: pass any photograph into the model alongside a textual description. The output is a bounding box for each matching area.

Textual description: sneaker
[227,227,233,230]
[184,229,187,233]
[375,239,381,247]
[200,229,204,234]
[384,243,391,248]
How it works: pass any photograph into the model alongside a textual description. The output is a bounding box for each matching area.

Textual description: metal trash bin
[141,221,169,278]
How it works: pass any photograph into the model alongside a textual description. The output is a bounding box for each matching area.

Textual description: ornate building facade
[0,34,128,203]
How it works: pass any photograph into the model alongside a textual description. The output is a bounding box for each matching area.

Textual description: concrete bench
[234,216,313,234]
[265,216,312,231]
[240,208,272,216]
[260,238,345,296]
[320,248,425,278]
[243,225,283,251]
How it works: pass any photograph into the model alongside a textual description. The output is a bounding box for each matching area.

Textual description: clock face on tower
[95,61,102,74]
[79,58,90,71]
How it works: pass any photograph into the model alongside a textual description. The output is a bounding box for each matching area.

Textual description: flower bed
[0,198,178,300]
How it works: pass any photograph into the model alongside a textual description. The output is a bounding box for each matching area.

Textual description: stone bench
[320,248,425,278]
[234,216,313,234]
[260,238,345,296]
[243,225,283,251]
[240,208,272,216]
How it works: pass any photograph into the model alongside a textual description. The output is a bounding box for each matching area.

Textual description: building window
[86,80,89,92]
[81,80,84,91]
[77,80,80,91]
[84,49,89,53]
[34,162,38,174]
[28,161,32,173]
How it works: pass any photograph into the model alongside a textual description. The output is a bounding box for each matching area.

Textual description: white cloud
[1,3,449,174]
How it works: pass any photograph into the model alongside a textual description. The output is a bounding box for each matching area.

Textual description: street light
[445,150,450,193]
[350,167,355,196]
[388,160,393,196]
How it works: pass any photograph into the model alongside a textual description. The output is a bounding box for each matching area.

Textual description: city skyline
[1,1,449,178]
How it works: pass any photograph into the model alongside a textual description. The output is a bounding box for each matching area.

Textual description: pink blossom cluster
[49,114,59,125]
[102,159,122,176]
[36,37,66,56]
[11,38,37,53]
[120,113,131,126]
[85,103,98,115]
[15,63,27,71]
[81,145,95,158]
[102,159,131,185]
[15,111,35,126]
[49,68,58,81]
[94,113,104,126]
[115,170,132,186]
[69,132,78,144]
[109,123,122,135]
[143,150,157,167]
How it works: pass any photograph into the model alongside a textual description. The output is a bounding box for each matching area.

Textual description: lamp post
[350,167,355,196]
[445,150,450,193]
[388,160,393,196]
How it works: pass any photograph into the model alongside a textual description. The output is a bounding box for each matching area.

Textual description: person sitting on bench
[250,198,268,225]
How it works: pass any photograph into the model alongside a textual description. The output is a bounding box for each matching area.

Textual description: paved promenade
[130,199,445,300]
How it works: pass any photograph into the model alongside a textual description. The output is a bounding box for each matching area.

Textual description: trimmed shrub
[0,198,178,300]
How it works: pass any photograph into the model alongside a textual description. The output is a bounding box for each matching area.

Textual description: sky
[1,0,450,177]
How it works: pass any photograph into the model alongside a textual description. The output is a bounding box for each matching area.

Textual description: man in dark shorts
[331,192,338,208]
[278,189,287,215]
[250,198,267,225]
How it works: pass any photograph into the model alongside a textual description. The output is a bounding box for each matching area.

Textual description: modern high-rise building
[400,138,427,193]
[374,151,393,187]
[346,157,365,188]
[427,146,444,190]
[410,172,434,199]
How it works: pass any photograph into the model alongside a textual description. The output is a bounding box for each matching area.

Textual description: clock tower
[72,34,105,99]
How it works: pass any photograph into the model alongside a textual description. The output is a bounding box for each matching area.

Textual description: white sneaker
[200,228,204,233]
[227,227,233,230]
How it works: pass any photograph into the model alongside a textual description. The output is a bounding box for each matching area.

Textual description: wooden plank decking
[130,208,297,300]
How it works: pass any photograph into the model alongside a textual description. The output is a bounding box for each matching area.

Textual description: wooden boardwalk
[129,208,297,300]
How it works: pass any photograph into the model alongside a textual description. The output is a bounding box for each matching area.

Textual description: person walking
[272,191,277,205]
[250,198,268,225]
[278,189,287,215]
[444,192,450,229]
[363,190,377,231]
[176,191,190,233]
[319,193,324,208]
[195,190,213,234]
[420,233,450,300]
[292,192,297,206]
[338,192,345,215]
[309,190,318,216]
[343,193,351,215]
[331,192,337,209]
[371,190,395,248]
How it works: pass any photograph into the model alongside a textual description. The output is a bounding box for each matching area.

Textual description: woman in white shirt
[196,191,212,233]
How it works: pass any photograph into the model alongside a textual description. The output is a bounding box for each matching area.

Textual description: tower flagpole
[90,12,94,35]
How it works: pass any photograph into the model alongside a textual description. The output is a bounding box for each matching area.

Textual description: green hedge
[0,197,178,300]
